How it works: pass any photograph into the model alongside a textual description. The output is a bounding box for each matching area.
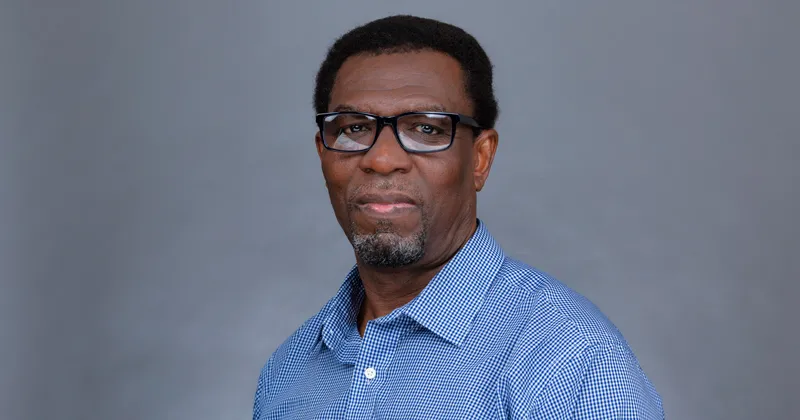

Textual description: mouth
[358,202,416,214]
[353,193,418,216]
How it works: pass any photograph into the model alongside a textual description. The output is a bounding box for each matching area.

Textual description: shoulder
[492,258,664,418]
[254,298,333,396]
[495,257,627,349]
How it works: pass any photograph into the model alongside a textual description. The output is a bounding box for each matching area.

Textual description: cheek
[322,158,356,209]
[321,155,350,185]
[418,158,471,215]
[440,147,473,191]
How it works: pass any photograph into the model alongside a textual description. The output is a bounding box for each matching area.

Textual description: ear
[315,132,330,189]
[315,131,325,158]
[472,129,499,192]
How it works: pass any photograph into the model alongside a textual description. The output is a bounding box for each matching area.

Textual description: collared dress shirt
[253,220,664,419]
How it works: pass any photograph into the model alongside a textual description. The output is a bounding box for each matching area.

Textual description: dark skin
[315,51,499,336]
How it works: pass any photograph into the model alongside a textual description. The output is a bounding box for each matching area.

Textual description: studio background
[1,1,798,419]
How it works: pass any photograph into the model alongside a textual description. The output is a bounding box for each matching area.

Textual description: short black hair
[314,15,499,129]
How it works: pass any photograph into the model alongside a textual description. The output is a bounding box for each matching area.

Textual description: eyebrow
[332,103,450,114]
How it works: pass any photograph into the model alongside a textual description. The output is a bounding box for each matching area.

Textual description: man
[253,15,664,419]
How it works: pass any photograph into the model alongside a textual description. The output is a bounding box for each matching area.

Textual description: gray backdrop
[1,1,798,419]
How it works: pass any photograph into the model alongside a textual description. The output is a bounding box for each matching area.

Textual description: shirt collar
[320,219,505,351]
[402,219,505,346]
[320,268,363,361]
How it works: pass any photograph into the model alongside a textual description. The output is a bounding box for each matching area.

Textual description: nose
[358,124,413,175]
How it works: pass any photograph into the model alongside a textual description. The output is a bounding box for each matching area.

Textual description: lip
[354,192,416,206]
[353,192,418,216]
[358,202,416,214]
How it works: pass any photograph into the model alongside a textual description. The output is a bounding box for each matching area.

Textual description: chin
[350,229,427,268]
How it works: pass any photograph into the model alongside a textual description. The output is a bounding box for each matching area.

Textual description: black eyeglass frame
[315,111,482,154]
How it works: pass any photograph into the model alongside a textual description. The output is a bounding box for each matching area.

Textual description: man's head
[314,15,499,270]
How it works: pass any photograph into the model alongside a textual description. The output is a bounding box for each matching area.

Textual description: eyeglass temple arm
[457,114,482,128]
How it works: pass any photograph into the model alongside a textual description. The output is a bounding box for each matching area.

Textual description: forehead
[329,50,472,115]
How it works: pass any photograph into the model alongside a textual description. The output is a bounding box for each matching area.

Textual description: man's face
[316,50,497,269]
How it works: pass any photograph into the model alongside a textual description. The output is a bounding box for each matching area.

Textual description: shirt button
[364,367,376,380]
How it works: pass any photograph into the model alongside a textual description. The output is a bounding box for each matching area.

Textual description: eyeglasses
[316,111,482,153]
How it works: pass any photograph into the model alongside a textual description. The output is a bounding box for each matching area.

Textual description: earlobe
[473,129,499,192]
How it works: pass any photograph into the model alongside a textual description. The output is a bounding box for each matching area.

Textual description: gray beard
[348,220,427,268]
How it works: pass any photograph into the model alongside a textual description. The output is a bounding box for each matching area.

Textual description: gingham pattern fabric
[253,220,664,419]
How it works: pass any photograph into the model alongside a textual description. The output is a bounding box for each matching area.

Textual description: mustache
[347,182,423,205]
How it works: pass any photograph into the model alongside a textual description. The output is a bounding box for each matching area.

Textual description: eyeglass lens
[322,113,455,152]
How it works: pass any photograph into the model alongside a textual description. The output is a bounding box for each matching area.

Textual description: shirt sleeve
[534,342,665,419]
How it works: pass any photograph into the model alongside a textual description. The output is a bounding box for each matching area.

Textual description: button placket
[345,316,407,419]
[359,322,383,385]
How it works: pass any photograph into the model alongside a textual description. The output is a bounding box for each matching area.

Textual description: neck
[356,218,478,336]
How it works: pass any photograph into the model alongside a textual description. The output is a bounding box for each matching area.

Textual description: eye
[414,124,440,135]
[342,124,367,135]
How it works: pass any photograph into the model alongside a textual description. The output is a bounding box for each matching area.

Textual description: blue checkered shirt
[253,221,664,419]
